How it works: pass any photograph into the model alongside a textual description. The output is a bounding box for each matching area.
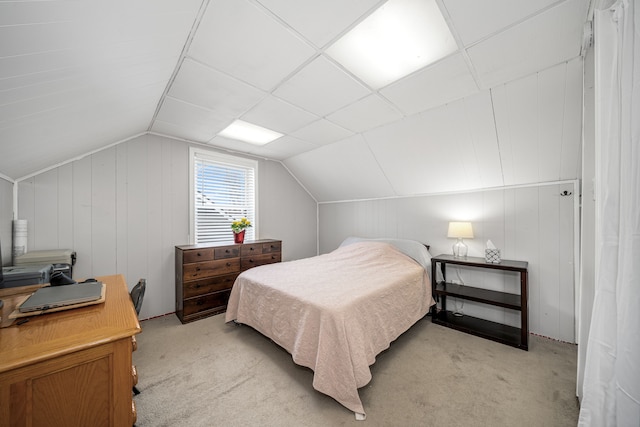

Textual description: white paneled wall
[0,178,13,266]
[319,182,577,343]
[14,134,318,319]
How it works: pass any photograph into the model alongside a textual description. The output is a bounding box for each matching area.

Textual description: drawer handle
[226,262,231,267]
[249,247,254,251]
[196,300,204,306]
[225,249,230,253]
[197,252,202,257]
[195,284,201,288]
[196,267,201,271]
[270,245,275,248]
[249,259,254,263]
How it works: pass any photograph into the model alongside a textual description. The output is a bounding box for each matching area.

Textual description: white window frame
[189,147,258,244]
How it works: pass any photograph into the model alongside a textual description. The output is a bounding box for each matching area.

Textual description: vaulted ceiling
[0,0,591,202]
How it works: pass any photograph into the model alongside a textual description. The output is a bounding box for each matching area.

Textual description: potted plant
[231,217,252,243]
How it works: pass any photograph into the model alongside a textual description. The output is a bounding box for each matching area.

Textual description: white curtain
[579,0,640,425]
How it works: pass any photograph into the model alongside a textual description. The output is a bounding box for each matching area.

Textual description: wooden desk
[0,274,141,426]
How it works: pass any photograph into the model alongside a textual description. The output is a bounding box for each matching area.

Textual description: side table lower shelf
[432,310,528,350]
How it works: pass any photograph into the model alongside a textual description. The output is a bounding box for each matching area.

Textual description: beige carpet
[133,313,579,427]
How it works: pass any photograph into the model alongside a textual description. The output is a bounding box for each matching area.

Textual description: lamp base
[452,239,468,258]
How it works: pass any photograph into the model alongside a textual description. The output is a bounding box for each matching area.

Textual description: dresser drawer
[214,246,240,259]
[183,290,232,317]
[183,273,239,298]
[183,258,240,281]
[262,241,281,253]
[241,253,281,271]
[240,243,264,257]
[183,248,215,263]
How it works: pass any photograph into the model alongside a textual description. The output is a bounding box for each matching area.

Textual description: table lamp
[448,221,474,258]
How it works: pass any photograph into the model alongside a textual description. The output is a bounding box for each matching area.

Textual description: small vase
[233,230,245,244]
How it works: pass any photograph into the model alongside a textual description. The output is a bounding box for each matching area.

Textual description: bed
[224,238,435,419]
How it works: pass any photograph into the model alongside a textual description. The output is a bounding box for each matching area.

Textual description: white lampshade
[447,222,474,239]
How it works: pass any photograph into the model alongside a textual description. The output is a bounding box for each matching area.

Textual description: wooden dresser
[175,239,282,324]
[0,274,141,426]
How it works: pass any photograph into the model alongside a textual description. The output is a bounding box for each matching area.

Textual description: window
[190,148,257,244]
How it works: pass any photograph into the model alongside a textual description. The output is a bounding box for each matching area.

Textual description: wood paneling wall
[319,182,577,343]
[14,134,317,319]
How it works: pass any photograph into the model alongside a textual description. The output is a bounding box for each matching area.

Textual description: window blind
[193,152,256,244]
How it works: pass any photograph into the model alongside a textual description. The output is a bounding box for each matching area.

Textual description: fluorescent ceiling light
[326,0,457,89]
[218,120,283,145]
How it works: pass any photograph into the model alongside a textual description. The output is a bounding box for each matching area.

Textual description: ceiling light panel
[326,0,458,89]
[218,120,283,145]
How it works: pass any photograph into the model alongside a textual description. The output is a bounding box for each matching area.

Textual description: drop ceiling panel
[290,119,353,146]
[365,101,496,195]
[206,135,262,153]
[492,74,541,186]
[241,96,319,134]
[441,0,559,45]
[537,64,568,181]
[490,85,514,185]
[491,59,583,188]
[327,94,403,133]
[457,91,504,189]
[273,55,371,117]
[256,0,380,47]
[153,97,230,141]
[467,0,589,89]
[168,58,266,117]
[188,0,316,91]
[560,57,583,180]
[380,53,479,115]
[152,120,216,143]
[248,135,318,160]
[284,134,396,202]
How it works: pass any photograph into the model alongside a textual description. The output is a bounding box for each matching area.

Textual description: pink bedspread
[225,241,434,416]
